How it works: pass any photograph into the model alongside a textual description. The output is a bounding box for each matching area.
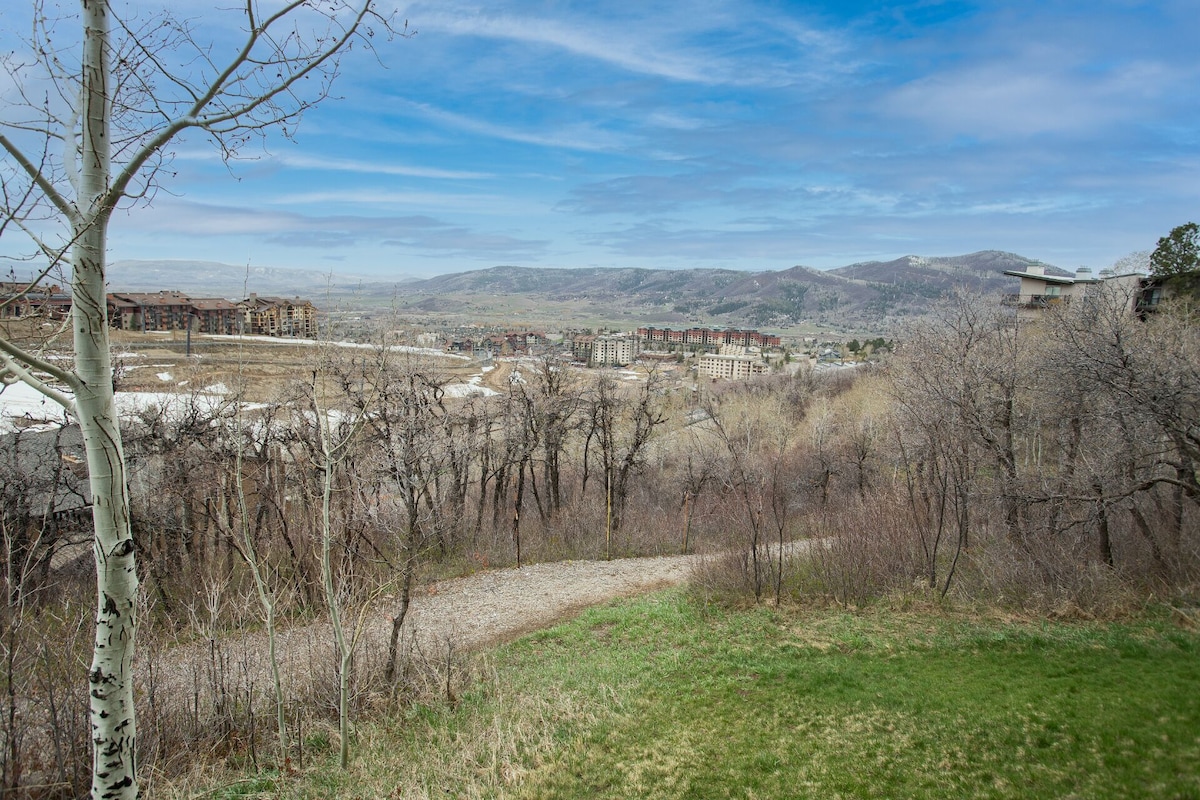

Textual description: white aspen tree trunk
[75,3,140,798]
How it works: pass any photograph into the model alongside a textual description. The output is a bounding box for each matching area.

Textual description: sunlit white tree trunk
[53,6,141,796]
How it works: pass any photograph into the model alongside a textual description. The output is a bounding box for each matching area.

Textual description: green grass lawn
[201,592,1200,799]
[500,596,1200,799]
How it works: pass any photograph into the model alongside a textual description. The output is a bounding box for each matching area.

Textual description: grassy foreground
[191,591,1200,799]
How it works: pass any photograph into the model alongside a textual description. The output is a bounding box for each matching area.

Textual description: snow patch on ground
[0,381,71,432]
[443,382,498,398]
[115,391,231,418]
[202,335,471,361]
[1,381,242,434]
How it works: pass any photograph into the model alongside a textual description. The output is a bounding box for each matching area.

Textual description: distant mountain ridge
[402,250,1061,327]
[106,260,408,298]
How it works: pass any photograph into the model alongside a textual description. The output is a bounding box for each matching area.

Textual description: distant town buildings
[109,291,316,336]
[637,326,781,349]
[0,282,72,320]
[3,284,318,337]
[446,330,548,357]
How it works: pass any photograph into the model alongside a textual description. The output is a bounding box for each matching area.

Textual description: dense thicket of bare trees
[873,288,1199,603]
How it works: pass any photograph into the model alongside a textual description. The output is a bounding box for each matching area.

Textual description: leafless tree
[705,389,799,603]
[585,372,668,558]
[888,291,1034,593]
[1040,284,1200,575]
[527,356,584,515]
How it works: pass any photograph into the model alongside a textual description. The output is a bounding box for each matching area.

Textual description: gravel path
[395,553,700,652]
[144,553,704,716]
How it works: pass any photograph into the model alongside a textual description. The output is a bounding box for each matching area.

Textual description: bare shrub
[0,601,91,799]
[955,533,1137,617]
[688,549,769,608]
[805,500,924,607]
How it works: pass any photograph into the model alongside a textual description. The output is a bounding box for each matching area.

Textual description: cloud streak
[125,200,549,259]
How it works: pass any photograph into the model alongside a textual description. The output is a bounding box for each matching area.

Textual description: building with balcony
[1002,265,1146,318]
[239,295,318,337]
[189,298,241,334]
[106,291,193,331]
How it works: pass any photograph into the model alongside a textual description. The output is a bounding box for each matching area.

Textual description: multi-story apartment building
[698,347,767,381]
[189,297,241,334]
[637,326,781,348]
[573,333,640,366]
[105,292,279,335]
[239,295,318,337]
[0,282,72,319]
[106,291,193,331]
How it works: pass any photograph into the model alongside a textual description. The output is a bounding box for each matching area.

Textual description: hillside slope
[400,250,1056,328]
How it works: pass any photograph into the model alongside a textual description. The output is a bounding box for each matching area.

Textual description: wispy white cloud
[882,61,1165,138]
[273,188,514,212]
[11,0,1193,276]
[273,153,491,180]
[398,100,635,153]
[124,200,548,259]
[416,10,721,85]
[412,1,854,89]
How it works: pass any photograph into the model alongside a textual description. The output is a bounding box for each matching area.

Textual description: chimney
[1075,267,1093,282]
[1028,265,1044,276]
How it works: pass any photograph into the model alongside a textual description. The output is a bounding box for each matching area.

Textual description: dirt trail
[144,553,703,715]
[478,360,514,393]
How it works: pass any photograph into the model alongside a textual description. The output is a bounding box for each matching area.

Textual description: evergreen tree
[1150,222,1199,279]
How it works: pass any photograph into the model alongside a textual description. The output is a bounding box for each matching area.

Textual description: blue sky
[5,0,1199,279]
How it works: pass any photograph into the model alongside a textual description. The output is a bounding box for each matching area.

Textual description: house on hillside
[1133,274,1197,316]
[239,295,318,337]
[1002,265,1146,318]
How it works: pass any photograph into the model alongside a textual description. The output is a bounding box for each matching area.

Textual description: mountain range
[398,250,1063,328]
[105,260,386,298]
[103,251,1065,329]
